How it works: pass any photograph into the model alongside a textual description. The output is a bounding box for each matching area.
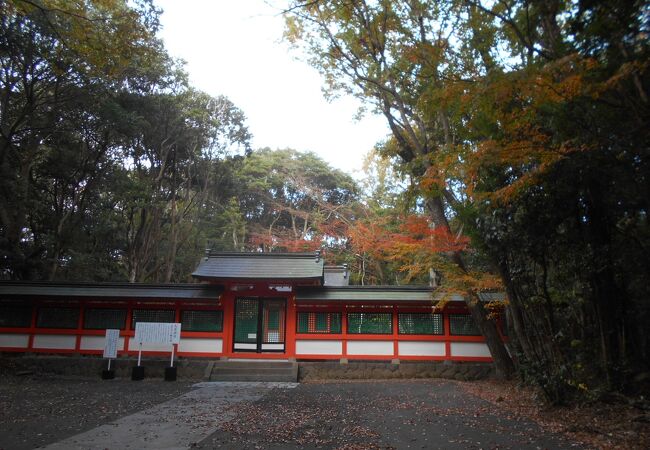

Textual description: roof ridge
[296,285,434,290]
[0,281,214,288]
[205,251,320,259]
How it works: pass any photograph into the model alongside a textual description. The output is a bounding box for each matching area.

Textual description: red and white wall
[0,287,506,362]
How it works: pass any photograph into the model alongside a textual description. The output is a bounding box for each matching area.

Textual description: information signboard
[103,329,120,359]
[134,322,181,345]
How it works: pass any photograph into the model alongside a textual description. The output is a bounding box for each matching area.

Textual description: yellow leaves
[461,53,609,203]
[8,0,162,80]
[283,15,303,44]
[420,166,447,194]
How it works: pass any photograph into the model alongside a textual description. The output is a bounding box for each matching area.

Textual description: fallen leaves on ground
[458,379,650,450]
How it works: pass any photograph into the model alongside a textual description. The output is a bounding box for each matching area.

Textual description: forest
[0,0,648,404]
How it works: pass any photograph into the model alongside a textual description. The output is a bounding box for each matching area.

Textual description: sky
[154,0,390,176]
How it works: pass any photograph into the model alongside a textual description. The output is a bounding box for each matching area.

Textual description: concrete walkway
[43,382,298,450]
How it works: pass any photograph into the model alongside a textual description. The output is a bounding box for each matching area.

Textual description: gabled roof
[0,282,223,300]
[192,251,324,282]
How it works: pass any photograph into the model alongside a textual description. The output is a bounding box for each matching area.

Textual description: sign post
[131,322,181,381]
[101,329,119,380]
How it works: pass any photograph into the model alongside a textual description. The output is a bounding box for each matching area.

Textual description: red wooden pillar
[174,302,181,323]
[285,293,296,357]
[124,300,133,353]
[443,307,451,360]
[27,301,37,351]
[221,291,234,357]
[342,304,348,358]
[75,301,85,353]
[392,305,399,358]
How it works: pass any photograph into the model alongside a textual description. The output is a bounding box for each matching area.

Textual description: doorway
[233,297,286,352]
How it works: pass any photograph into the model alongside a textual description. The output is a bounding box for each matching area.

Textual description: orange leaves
[348,214,470,274]
[248,232,321,253]
[283,239,322,252]
[347,213,504,292]
[394,216,470,254]
[462,54,607,204]
[347,219,393,259]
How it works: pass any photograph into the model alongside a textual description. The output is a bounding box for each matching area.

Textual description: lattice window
[297,312,342,334]
[398,313,443,335]
[0,304,33,328]
[347,312,392,334]
[262,300,285,344]
[131,309,175,329]
[36,307,80,329]
[181,310,223,332]
[84,308,127,330]
[234,298,258,343]
[449,314,480,336]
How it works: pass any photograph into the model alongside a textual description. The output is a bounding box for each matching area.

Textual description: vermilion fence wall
[0,286,506,361]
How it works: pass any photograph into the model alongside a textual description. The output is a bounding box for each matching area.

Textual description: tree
[0,0,169,279]
[285,0,650,398]
[233,148,358,253]
[285,0,515,378]
[114,89,251,282]
[0,0,253,283]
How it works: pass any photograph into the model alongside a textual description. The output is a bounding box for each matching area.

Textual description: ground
[0,375,193,449]
[0,374,647,449]
[461,380,650,450]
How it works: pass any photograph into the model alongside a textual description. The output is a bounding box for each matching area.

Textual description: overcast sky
[154,0,389,175]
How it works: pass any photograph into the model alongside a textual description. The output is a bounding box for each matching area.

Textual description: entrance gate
[233,298,286,352]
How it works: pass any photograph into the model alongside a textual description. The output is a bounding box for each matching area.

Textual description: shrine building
[0,251,506,362]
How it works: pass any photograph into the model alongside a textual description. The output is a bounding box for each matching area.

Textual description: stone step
[209,373,297,382]
[208,361,298,382]
[214,359,295,369]
[211,367,295,376]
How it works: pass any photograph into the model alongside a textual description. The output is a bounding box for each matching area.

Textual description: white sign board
[103,329,120,359]
[134,322,181,345]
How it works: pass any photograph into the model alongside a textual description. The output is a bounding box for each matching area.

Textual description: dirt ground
[460,380,650,450]
[1,374,646,449]
[0,374,193,450]
[199,379,575,449]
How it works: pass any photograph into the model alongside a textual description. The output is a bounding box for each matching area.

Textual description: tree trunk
[426,196,515,378]
[468,292,515,378]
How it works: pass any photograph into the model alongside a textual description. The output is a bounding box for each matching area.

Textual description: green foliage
[0,0,252,282]
[285,0,650,400]
[232,148,358,253]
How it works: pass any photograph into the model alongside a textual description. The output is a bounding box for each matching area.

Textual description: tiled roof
[192,251,324,281]
[295,286,505,303]
[295,286,440,302]
[0,282,223,300]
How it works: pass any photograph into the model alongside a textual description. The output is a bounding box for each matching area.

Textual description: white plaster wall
[233,343,256,350]
[0,333,29,348]
[261,343,284,351]
[79,335,125,351]
[33,334,76,350]
[450,342,491,358]
[346,340,394,356]
[296,340,342,355]
[398,341,446,357]
[129,341,173,352]
[178,338,222,353]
